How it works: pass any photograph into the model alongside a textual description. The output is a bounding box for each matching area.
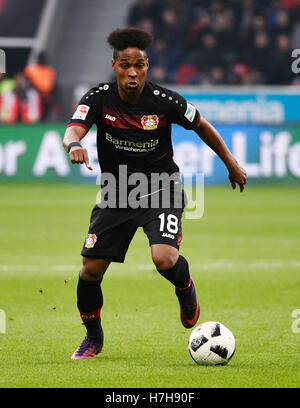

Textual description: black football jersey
[68,81,201,178]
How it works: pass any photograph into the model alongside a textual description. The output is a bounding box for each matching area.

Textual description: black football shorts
[81,189,186,263]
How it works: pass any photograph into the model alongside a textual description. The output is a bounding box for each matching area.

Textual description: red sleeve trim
[194,111,201,129]
[67,122,89,132]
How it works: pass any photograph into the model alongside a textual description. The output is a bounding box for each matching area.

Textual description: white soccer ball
[188,321,235,365]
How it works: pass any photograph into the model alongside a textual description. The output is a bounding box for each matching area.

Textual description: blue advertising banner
[177,87,300,124]
[172,123,300,184]
[0,123,300,185]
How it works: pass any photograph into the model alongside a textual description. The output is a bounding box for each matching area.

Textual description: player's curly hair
[107,28,153,58]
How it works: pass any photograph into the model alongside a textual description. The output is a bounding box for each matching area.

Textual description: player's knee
[80,258,110,281]
[152,247,178,271]
[80,263,103,280]
[154,258,175,271]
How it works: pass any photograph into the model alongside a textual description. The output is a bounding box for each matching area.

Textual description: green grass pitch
[0,183,299,388]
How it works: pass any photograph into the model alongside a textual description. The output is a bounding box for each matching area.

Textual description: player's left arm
[194,117,247,192]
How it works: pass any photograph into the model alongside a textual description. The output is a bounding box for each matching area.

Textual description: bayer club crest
[85,234,97,248]
[141,115,159,130]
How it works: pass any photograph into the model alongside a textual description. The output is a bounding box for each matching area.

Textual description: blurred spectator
[0,73,15,93]
[252,14,269,37]
[291,16,300,49]
[271,34,294,84]
[216,14,238,65]
[227,63,249,85]
[270,9,292,37]
[162,0,192,29]
[0,72,42,123]
[209,0,229,31]
[186,11,212,51]
[241,68,264,85]
[196,33,224,72]
[148,38,179,80]
[228,63,264,85]
[238,0,258,48]
[209,66,226,84]
[202,66,226,86]
[148,64,173,84]
[156,8,184,49]
[239,0,256,29]
[176,62,198,85]
[243,33,273,83]
[126,0,300,85]
[23,52,61,121]
[24,52,56,95]
[127,0,160,27]
[135,17,156,36]
[281,0,298,9]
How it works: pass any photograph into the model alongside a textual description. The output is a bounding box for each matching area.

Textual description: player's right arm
[63,87,101,171]
[63,125,93,171]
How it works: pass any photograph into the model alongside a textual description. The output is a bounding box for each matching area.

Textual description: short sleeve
[67,88,101,131]
[168,90,201,130]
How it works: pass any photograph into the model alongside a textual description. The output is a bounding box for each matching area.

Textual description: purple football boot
[71,331,103,360]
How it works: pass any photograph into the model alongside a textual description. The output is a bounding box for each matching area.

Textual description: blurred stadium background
[1,0,300,389]
[0,0,300,185]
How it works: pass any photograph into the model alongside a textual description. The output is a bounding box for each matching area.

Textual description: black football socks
[157,255,191,289]
[77,276,103,341]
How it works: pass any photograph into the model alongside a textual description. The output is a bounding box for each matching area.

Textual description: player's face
[112,47,149,100]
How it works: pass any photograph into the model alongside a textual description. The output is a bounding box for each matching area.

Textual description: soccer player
[63,28,247,359]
